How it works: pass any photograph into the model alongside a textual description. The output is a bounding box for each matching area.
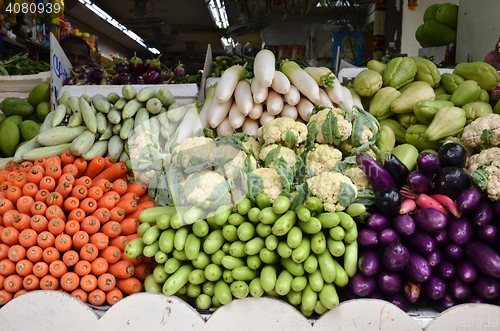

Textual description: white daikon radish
[228,103,246,129]
[281,104,298,120]
[303,66,336,87]
[254,49,276,87]
[314,88,334,108]
[325,75,344,105]
[214,65,247,103]
[280,60,320,104]
[296,97,315,121]
[208,97,233,128]
[348,87,364,110]
[284,85,300,106]
[171,103,200,145]
[341,86,355,115]
[242,117,260,138]
[217,116,235,137]
[193,83,216,133]
[266,90,284,115]
[248,103,263,120]
[260,111,275,126]
[234,80,253,115]
[271,71,291,94]
[251,77,269,104]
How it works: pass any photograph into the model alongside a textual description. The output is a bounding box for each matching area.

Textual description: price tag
[50,33,72,111]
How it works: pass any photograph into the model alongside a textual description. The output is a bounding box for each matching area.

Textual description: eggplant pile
[349,143,500,312]
[63,53,202,86]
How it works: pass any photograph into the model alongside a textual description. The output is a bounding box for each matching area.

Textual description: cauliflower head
[259,117,307,146]
[128,130,161,160]
[259,144,297,167]
[308,107,352,144]
[466,147,500,201]
[462,114,500,148]
[182,170,227,204]
[306,143,342,174]
[172,137,216,168]
[344,166,373,190]
[242,137,261,157]
[466,147,500,172]
[307,172,357,213]
[251,167,283,203]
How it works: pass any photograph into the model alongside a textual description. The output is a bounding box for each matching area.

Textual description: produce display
[63,53,202,86]
[416,3,459,48]
[0,53,50,76]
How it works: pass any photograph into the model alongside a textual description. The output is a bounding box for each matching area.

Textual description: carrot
[80,198,97,215]
[64,219,80,236]
[137,201,155,210]
[30,215,48,233]
[88,288,106,306]
[63,197,80,213]
[3,274,23,293]
[100,221,122,239]
[31,201,47,216]
[55,233,72,252]
[1,226,20,246]
[13,289,28,298]
[57,173,75,186]
[61,150,76,167]
[27,165,45,185]
[91,257,109,276]
[37,231,55,249]
[61,164,78,178]
[60,272,79,292]
[93,179,114,194]
[23,274,40,291]
[71,288,88,303]
[119,192,140,202]
[112,178,128,196]
[92,208,111,224]
[47,217,65,236]
[92,162,128,184]
[82,156,105,179]
[0,274,4,289]
[99,246,121,264]
[40,275,59,290]
[97,273,116,292]
[97,194,116,210]
[13,172,28,188]
[45,205,65,221]
[21,183,38,198]
[126,181,148,196]
[80,216,100,235]
[7,245,26,262]
[55,181,73,200]
[18,228,37,248]
[133,262,152,280]
[0,259,16,276]
[6,185,22,203]
[18,161,33,173]
[0,289,14,304]
[39,176,56,192]
[46,192,63,208]
[32,261,49,278]
[108,236,128,251]
[0,243,8,260]
[72,231,90,250]
[26,246,43,263]
[74,260,92,277]
[2,210,17,228]
[46,155,61,167]
[49,260,68,278]
[61,249,79,267]
[6,172,16,183]
[103,156,114,168]
[108,260,134,279]
[34,188,50,202]
[68,208,85,223]
[80,243,98,262]
[15,259,33,277]
[42,247,60,264]
[90,233,109,251]
[119,218,139,236]
[106,287,123,306]
[116,277,142,294]
[80,274,97,292]
[11,213,31,231]
[109,207,125,223]
[87,186,104,202]
[75,176,92,189]
[73,158,88,178]
[44,164,62,181]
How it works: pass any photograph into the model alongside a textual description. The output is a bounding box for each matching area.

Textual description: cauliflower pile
[259,144,297,168]
[466,147,500,201]
[251,168,283,203]
[308,107,352,144]
[307,172,358,212]
[258,117,307,146]
[462,113,500,149]
[304,143,342,174]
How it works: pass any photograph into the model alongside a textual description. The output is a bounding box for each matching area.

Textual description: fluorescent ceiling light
[207,0,229,29]
[220,36,233,47]
[77,1,158,54]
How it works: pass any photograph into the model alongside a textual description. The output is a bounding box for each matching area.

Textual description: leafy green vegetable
[338,182,356,207]
[205,181,232,209]
[290,181,309,211]
[340,103,352,122]
[265,145,281,167]
[470,162,492,190]
[285,129,298,148]
[334,156,357,173]
[321,111,341,145]
[184,156,209,174]
[310,105,328,117]
[247,173,264,204]
[481,129,495,144]
[274,156,294,196]
[353,188,376,206]
[305,121,318,151]
[183,173,200,196]
[349,106,381,153]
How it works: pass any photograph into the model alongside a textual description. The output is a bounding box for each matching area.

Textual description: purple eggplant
[447,216,474,246]
[356,153,397,191]
[393,214,416,237]
[413,208,448,234]
[409,230,436,255]
[76,73,92,85]
[71,65,87,75]
[417,152,440,174]
[113,62,130,74]
[350,273,376,297]
[145,54,162,73]
[493,201,500,217]
[357,251,380,277]
[63,77,77,85]
[372,146,410,189]
[366,213,390,232]
[473,202,493,227]
[145,70,161,84]
[100,77,116,85]
[426,249,442,268]
[375,187,402,216]
[423,276,447,300]
[444,244,464,262]
[436,260,456,281]
[134,75,145,85]
[449,278,472,300]
[474,275,500,300]
[407,171,432,194]
[161,68,174,82]
[381,243,410,272]
[438,142,467,168]
[358,229,379,250]
[378,228,400,248]
[370,291,386,300]
[129,52,144,76]
[104,65,116,76]
[434,167,471,199]
[405,252,431,282]
[456,187,482,212]
[377,271,402,294]
[464,240,500,278]
[114,72,133,85]
[89,66,104,82]
[173,60,186,78]
[478,224,499,245]
[432,230,448,247]
[437,293,456,311]
[389,292,411,312]
[456,260,479,283]
[404,278,421,303]
[465,295,488,304]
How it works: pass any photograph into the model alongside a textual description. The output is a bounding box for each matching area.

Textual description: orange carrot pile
[0,152,154,306]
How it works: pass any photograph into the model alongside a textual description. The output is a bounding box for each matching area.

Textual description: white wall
[401,0,459,57]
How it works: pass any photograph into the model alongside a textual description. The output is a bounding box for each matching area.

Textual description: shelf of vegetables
[2,47,500,330]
